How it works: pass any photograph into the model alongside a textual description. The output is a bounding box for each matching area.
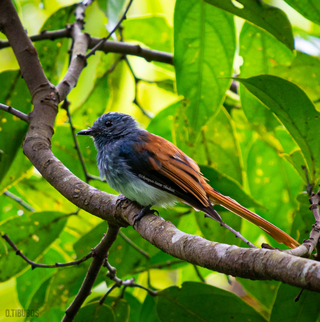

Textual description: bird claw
[133,205,158,227]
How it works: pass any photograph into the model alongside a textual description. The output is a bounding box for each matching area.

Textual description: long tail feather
[206,188,299,249]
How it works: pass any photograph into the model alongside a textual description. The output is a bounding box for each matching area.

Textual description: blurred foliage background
[1,0,320,321]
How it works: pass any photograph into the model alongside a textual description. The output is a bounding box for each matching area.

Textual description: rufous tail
[206,187,299,249]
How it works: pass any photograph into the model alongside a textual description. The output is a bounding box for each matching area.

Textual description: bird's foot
[133,205,159,227]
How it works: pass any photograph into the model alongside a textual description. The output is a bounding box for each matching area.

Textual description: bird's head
[77,112,139,147]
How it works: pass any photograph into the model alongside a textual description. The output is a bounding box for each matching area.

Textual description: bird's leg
[204,214,257,249]
[133,205,159,227]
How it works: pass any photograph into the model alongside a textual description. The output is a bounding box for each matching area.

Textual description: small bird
[78,112,299,249]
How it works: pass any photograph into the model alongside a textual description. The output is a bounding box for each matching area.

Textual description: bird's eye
[105,120,113,127]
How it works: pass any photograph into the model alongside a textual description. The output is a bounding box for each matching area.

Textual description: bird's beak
[77,129,93,136]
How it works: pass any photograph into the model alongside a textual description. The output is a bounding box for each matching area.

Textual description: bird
[77,112,299,249]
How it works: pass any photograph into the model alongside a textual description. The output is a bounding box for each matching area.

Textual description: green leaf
[200,166,265,210]
[291,192,313,244]
[16,248,65,308]
[156,282,266,322]
[0,211,68,282]
[273,51,320,102]
[0,71,31,188]
[175,106,243,184]
[97,0,127,34]
[123,15,173,53]
[270,283,320,322]
[0,149,32,195]
[73,302,115,322]
[174,0,235,142]
[35,5,76,83]
[237,75,320,183]
[239,22,294,131]
[246,138,302,246]
[147,100,182,142]
[205,0,294,50]
[100,297,130,322]
[283,0,320,26]
[141,294,161,322]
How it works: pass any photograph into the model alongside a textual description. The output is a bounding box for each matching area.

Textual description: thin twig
[123,56,153,118]
[131,259,184,274]
[63,225,120,322]
[3,191,35,212]
[86,0,134,59]
[193,265,206,283]
[0,103,29,122]
[99,261,157,304]
[119,231,150,259]
[2,233,93,268]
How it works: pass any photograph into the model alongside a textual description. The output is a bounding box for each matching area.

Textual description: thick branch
[121,212,320,293]
[0,0,50,96]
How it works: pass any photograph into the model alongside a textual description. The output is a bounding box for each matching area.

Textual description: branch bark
[0,28,174,64]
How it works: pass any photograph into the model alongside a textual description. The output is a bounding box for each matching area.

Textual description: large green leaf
[270,283,320,322]
[237,75,320,184]
[0,211,68,282]
[0,71,31,188]
[156,282,266,322]
[283,0,320,26]
[205,0,294,50]
[174,0,235,142]
[239,22,294,131]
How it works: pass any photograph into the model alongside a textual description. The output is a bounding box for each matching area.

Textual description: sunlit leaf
[174,0,235,142]
[205,0,294,50]
[123,15,172,53]
[0,211,68,281]
[283,0,320,26]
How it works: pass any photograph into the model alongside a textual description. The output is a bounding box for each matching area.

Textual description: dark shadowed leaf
[73,302,115,322]
[0,71,31,189]
[156,282,266,322]
[270,283,320,322]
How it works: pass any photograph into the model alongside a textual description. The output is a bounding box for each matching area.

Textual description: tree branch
[0,30,174,65]
[63,224,120,322]
[0,103,29,122]
[2,233,93,269]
